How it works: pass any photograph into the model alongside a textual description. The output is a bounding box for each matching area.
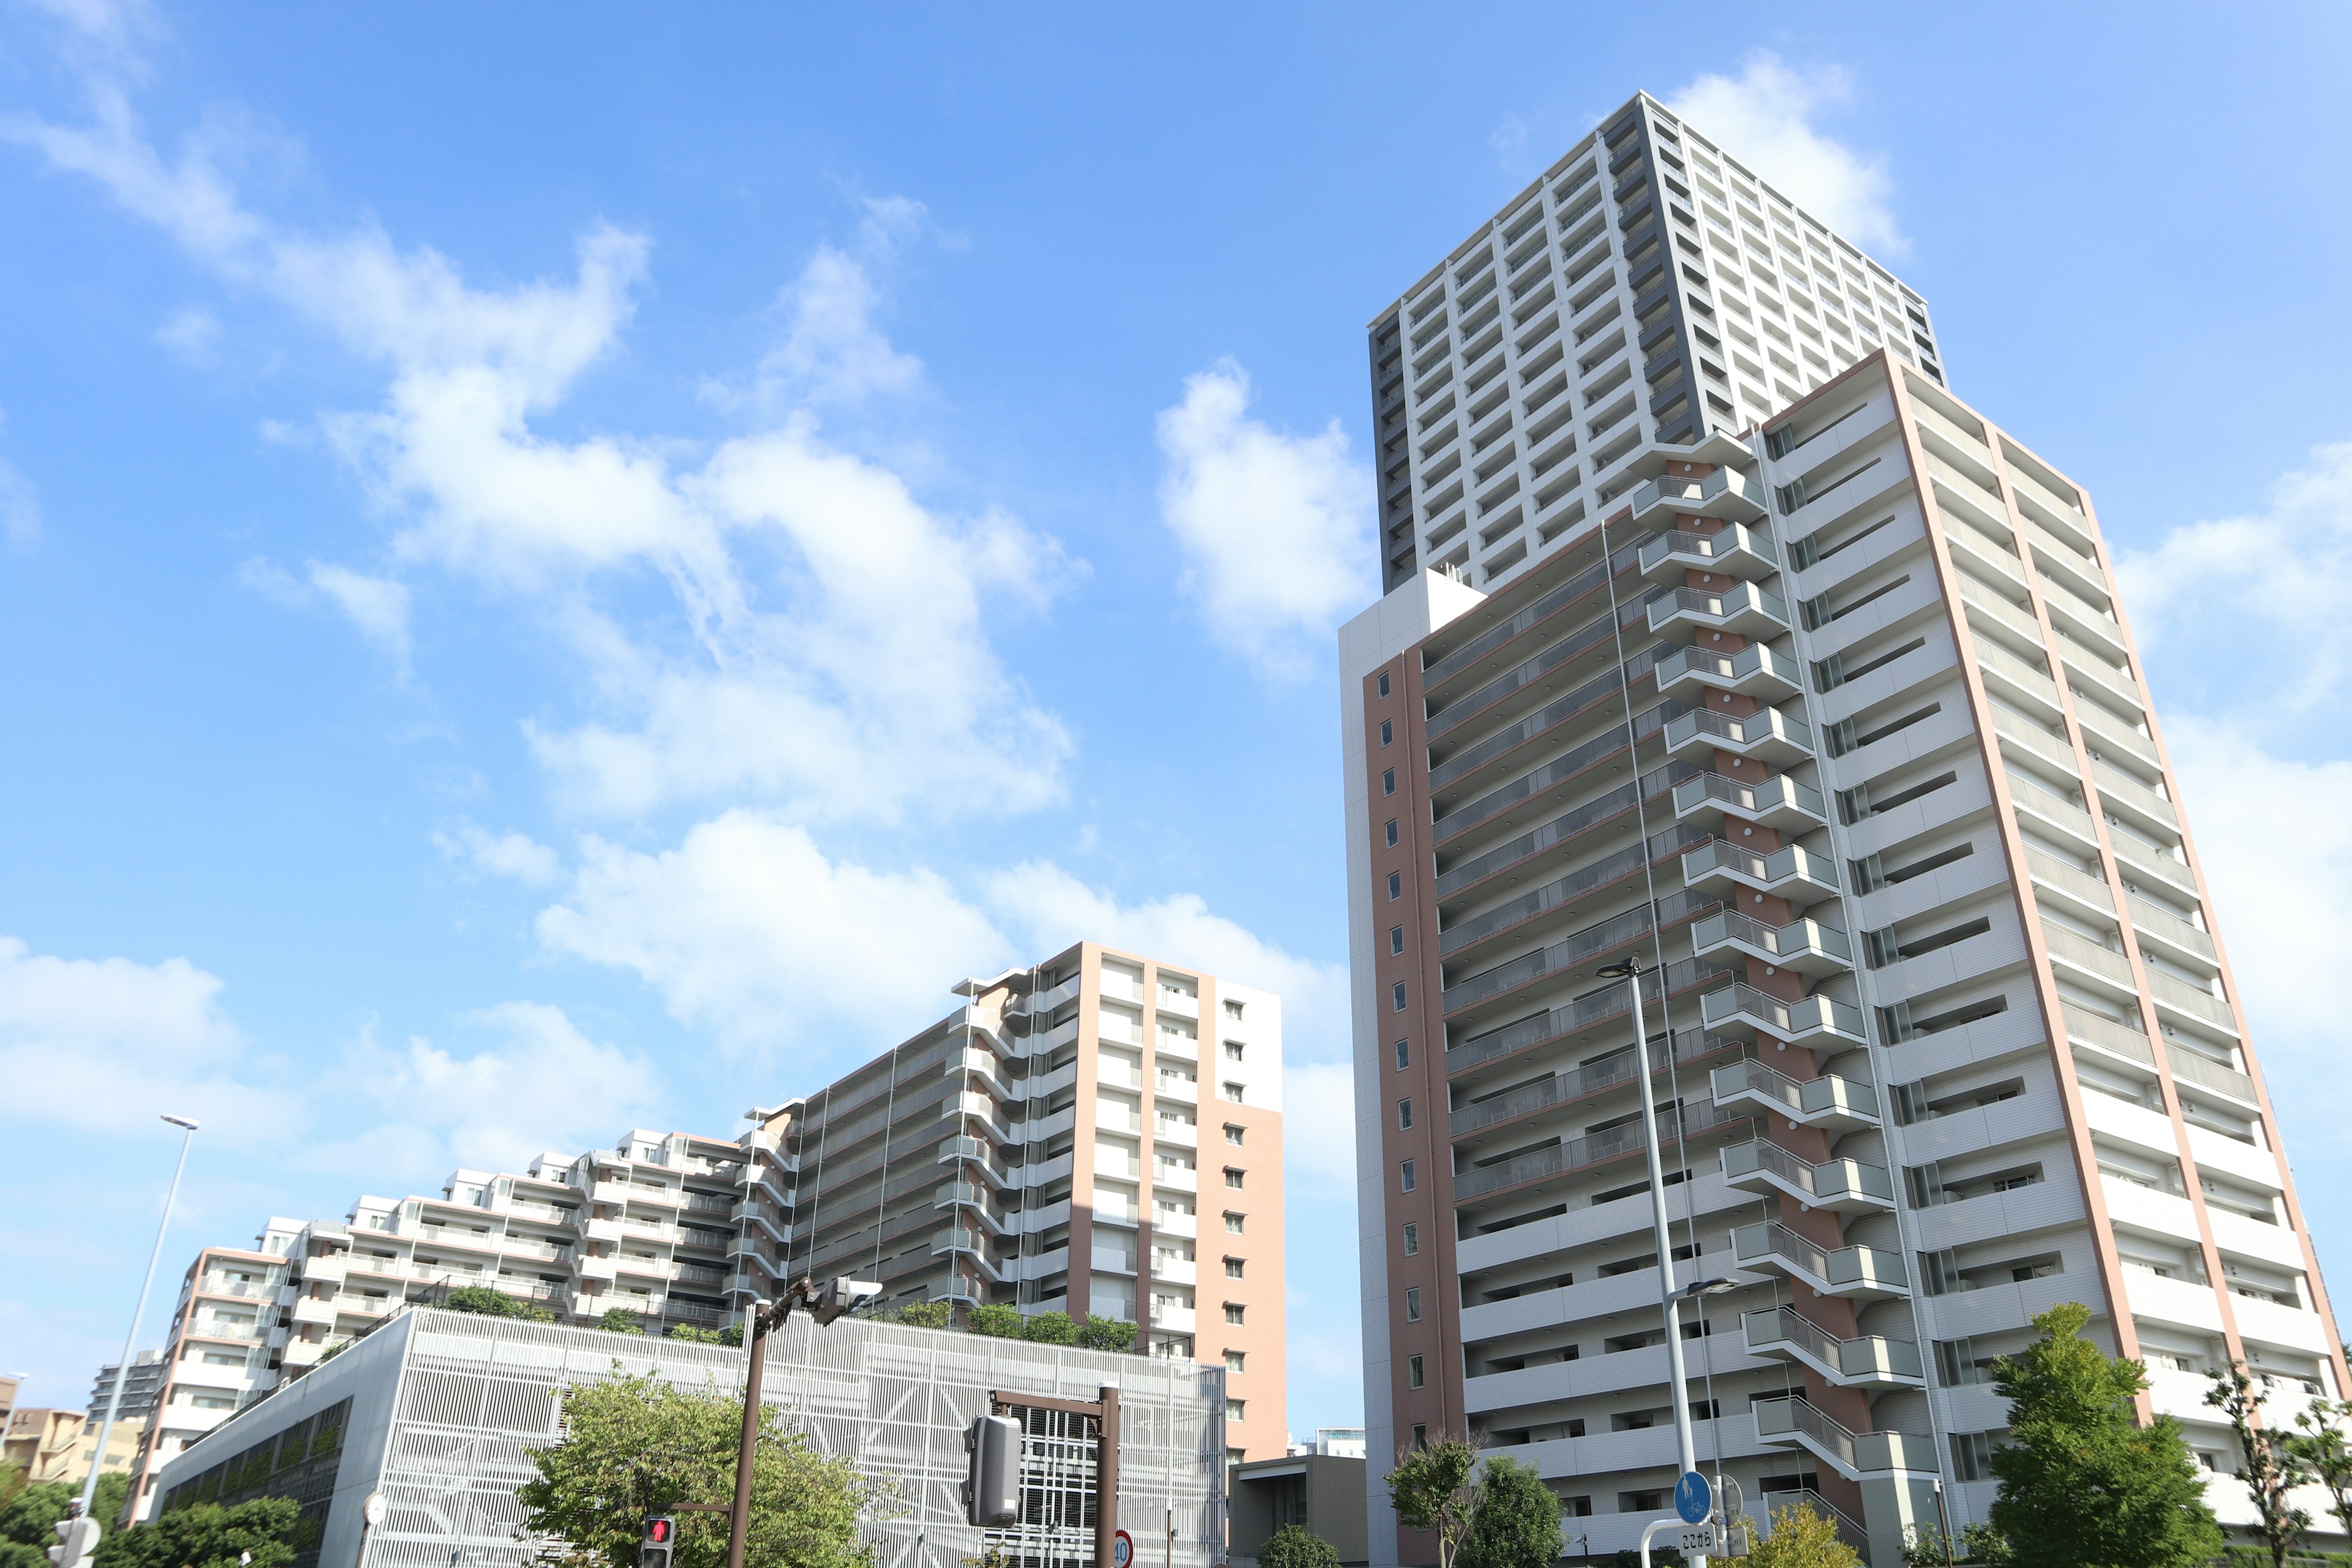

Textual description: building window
[1412,1424,1428,1449]
[1408,1355,1425,1390]
[1384,818,1399,847]
[1387,872,1401,900]
[1397,1099,1414,1130]
[1378,672,1392,698]
[1226,1168,1245,1189]
[1395,1039,1411,1070]
[1222,1082,1246,1103]
[1227,1399,1247,1420]
[1224,999,1244,1020]
[1225,1212,1245,1234]
[1226,1257,1246,1279]
[1392,982,1408,1012]
[1224,1124,1245,1146]
[1950,1431,1995,1482]
[1226,1351,1246,1373]
[1400,1159,1417,1193]
[1381,720,1394,746]
[1382,768,1396,796]
[1226,1303,1246,1324]
[1403,1223,1420,1257]
[1225,1041,1245,1061]
[1389,925,1404,955]
[1405,1287,1422,1322]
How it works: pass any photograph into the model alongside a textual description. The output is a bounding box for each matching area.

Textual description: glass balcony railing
[1709,1057,1879,1127]
[1743,1305,1923,1384]
[1721,1138,1893,1210]
[1672,770,1826,826]
[1700,984,1868,1045]
[1628,466,1768,523]
[1662,704,1813,758]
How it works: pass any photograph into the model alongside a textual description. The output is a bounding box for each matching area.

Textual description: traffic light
[812,1278,880,1326]
[639,1515,677,1568]
[48,1517,100,1568]
[963,1414,1019,1528]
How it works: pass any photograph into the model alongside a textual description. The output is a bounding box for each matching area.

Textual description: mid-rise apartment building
[2,1406,143,1486]
[1369,91,1944,601]
[1343,346,2348,1563]
[88,1350,169,1428]
[764,943,1287,1460]
[124,1235,298,1517]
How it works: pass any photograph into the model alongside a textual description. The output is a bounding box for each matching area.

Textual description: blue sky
[4,1,2352,1439]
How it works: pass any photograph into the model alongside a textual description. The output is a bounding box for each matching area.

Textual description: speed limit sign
[1112,1531,1134,1568]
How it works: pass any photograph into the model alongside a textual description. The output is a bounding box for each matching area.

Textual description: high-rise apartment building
[1368,92,1944,601]
[1344,92,2345,1567]
[124,1234,298,1518]
[88,1349,168,1428]
[765,943,1288,1461]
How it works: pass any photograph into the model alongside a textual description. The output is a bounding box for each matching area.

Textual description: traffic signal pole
[720,1277,877,1568]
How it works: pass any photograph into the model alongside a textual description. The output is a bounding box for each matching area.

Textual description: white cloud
[0,935,299,1137]
[307,562,412,661]
[535,813,1012,1050]
[1156,360,1374,679]
[156,305,219,361]
[434,820,562,885]
[0,457,39,548]
[756,198,929,405]
[1664,52,1904,256]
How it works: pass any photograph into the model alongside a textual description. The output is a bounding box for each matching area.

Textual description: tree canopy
[441,1284,557,1322]
[518,1370,892,1568]
[1746,1501,1859,1568]
[1384,1438,1482,1568]
[1455,1457,1561,1568]
[1255,1524,1340,1568]
[1988,1302,2222,1568]
[90,1497,302,1568]
[2,1476,132,1568]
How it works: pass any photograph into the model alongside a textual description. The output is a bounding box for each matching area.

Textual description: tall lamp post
[1594,960,1740,1564]
[80,1114,200,1524]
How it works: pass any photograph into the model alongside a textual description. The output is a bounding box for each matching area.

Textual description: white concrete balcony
[1153,1117,1199,1147]
[1153,1072,1199,1104]
[576,1255,619,1282]
[1646,580,1789,639]
[1652,640,1803,701]
[288,1297,337,1327]
[1155,988,1199,1020]
[1691,911,1852,979]
[2117,1268,2228,1335]
[1090,1246,1137,1275]
[1636,521,1777,584]
[1721,1139,1894,1215]
[1681,838,1839,908]
[1152,1257,1197,1286]
[1148,1303,1196,1333]
[1673,770,1826,834]
[2231,1292,2335,1357]
[1663,705,1814,766]
[1700,984,1868,1048]
[1627,466,1768,528]
[1712,1053,1872,1128]
[1152,1163,1198,1193]
[1744,1306,1922,1389]
[1152,1208,1197,1240]
[1752,1395,1936,1482]
[1733,1222,1908,1300]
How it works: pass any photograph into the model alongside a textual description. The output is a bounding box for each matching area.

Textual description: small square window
[1382,767,1396,797]
[1227,1398,1247,1419]
[1224,1124,1245,1146]
[1400,1159,1417,1193]
[1394,1039,1411,1070]
[1225,1303,1246,1324]
[1378,672,1392,698]
[1411,1423,1428,1449]
[1226,1257,1246,1279]
[1224,1041,1245,1061]
[1226,1351,1246,1373]
[1397,1098,1414,1130]
[1392,982,1408,1012]
[1225,1168,1245,1189]
[1390,925,1405,956]
[1403,1222,1419,1256]
[1222,1081,1246,1103]
[1408,1354,1425,1389]
[1404,1287,1422,1322]
[1387,872,1402,900]
[1384,818,1399,848]
[1380,719,1394,746]
[1224,999,1245,1020]
[1225,1212,1245,1234]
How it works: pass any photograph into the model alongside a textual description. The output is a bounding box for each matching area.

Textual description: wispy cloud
[1664,52,1904,255]
[0,456,40,548]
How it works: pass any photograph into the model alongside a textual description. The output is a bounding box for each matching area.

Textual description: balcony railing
[1691,910,1852,972]
[1672,770,1826,828]
[1700,984,1866,1045]
[1446,955,1733,1076]
[1652,641,1802,696]
[1662,705,1812,760]
[1743,1306,1923,1386]
[1721,1139,1894,1212]
[1646,581,1789,636]
[1709,1058,1879,1129]
[1442,905,1660,1015]
[1680,838,1838,902]
[1636,522,1777,581]
[1420,541,1643,686]
[1752,1395,1934,1477]
[1733,1223,1908,1298]
[1453,1096,1749,1199]
[1627,466,1768,524]
[1450,1025,1736,1136]
[1434,771,1699,902]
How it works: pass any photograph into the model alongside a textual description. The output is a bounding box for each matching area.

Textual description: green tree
[1074,1316,1136,1353]
[1987,1302,2220,1568]
[91,1497,302,1568]
[1020,1311,1076,1345]
[1256,1524,1340,1568]
[2207,1363,2310,1568]
[667,1324,745,1347]
[518,1370,892,1568]
[1957,1522,2010,1566]
[1,1477,130,1568]
[967,1305,1023,1340]
[1747,1501,1859,1568]
[891,1302,954,1330]
[1457,1457,1560,1568]
[2284,1398,2352,1547]
[442,1284,557,1322]
[1384,1437,1482,1568]
[597,1308,647,1335]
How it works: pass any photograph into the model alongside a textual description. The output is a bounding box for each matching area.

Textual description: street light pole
[81,1115,200,1524]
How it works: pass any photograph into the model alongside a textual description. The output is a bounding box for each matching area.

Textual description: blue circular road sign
[1675,1470,1712,1526]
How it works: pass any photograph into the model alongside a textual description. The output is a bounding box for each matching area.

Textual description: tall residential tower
[1344,91,2344,1568]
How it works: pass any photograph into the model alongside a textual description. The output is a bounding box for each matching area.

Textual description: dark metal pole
[1093,1384,1120,1568]
[725,1302,771,1568]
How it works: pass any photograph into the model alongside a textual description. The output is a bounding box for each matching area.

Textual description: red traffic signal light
[644,1519,674,1545]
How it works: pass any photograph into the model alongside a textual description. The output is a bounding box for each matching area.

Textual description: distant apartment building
[3,1406,142,1486]
[1368,91,1944,603]
[764,944,1288,1460]
[88,1349,168,1427]
[123,1234,297,1517]
[1343,342,2348,1564]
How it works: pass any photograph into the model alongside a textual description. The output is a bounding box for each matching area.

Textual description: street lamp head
[1678,1277,1738,1298]
[1594,957,1647,980]
[161,1115,200,1131]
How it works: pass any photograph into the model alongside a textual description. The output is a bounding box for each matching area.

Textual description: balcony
[1733,1222,1908,1300]
[1690,911,1852,978]
[1636,522,1777,584]
[1743,1306,1923,1389]
[1680,839,1838,908]
[1150,1303,1197,1333]
[1652,641,1803,701]
[1662,706,1814,766]
[1451,1026,1736,1137]
[1627,466,1769,527]
[1709,1058,1880,1131]
[1752,1395,1936,1481]
[1453,1097,1751,1200]
[1721,1139,1894,1215]
[1672,771,1826,832]
[1646,581,1789,638]
[1700,985,1868,1048]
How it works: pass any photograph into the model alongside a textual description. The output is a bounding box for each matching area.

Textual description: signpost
[1112,1529,1134,1568]
[1675,1472,1713,1527]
